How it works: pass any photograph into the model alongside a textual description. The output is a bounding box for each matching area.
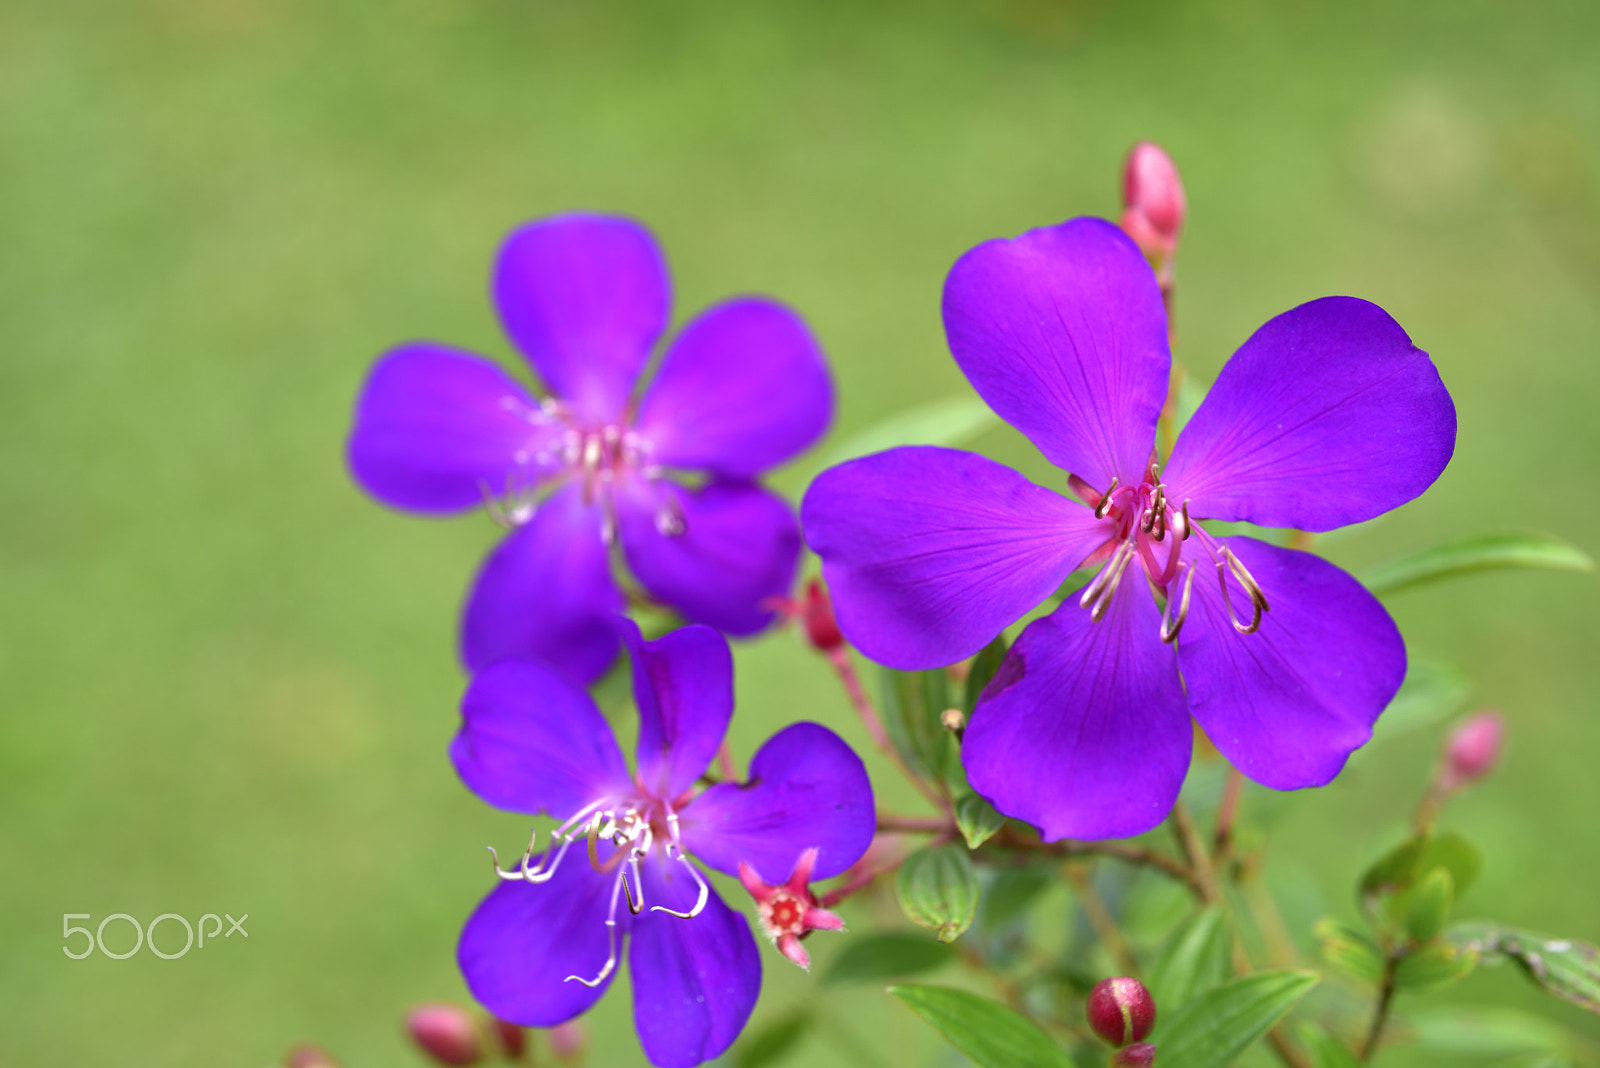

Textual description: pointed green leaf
[1295,1022,1362,1068]
[896,845,979,943]
[1407,1005,1573,1057]
[1360,835,1430,903]
[1147,907,1233,1012]
[955,794,1006,849]
[1157,970,1319,1068]
[816,395,998,471]
[1405,867,1455,944]
[879,666,961,789]
[821,932,954,987]
[733,1011,811,1068]
[1394,941,1478,992]
[1373,659,1471,740]
[1418,832,1482,898]
[1362,531,1594,597]
[963,634,1009,713]
[1451,924,1600,1014]
[888,985,1073,1068]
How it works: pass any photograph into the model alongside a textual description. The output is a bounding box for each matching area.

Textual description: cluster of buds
[1087,977,1157,1066]
[738,846,846,970]
[400,1004,584,1066]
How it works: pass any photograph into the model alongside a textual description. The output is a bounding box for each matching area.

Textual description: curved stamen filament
[1092,476,1121,520]
[566,866,627,988]
[1081,539,1137,621]
[1160,562,1195,644]
[649,813,709,920]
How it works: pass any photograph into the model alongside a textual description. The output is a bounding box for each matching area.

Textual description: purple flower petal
[494,215,670,422]
[1177,536,1405,789]
[618,620,733,801]
[450,659,632,817]
[680,722,875,884]
[943,217,1170,489]
[618,480,800,636]
[460,485,625,683]
[635,298,833,479]
[1163,297,1456,532]
[629,858,761,1068]
[458,853,626,1028]
[801,446,1111,670]
[347,343,553,514]
[963,588,1191,841]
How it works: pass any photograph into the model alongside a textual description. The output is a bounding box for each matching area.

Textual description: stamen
[1093,477,1121,520]
[1160,563,1195,644]
[1215,558,1264,635]
[1222,547,1271,614]
[1079,539,1136,611]
[565,868,626,987]
[1177,500,1193,540]
[649,814,709,919]
[486,826,538,880]
[1085,541,1137,622]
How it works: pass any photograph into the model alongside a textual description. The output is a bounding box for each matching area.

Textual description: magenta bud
[1119,141,1186,258]
[1087,977,1157,1047]
[547,1020,586,1062]
[492,1017,526,1059]
[800,577,845,652]
[1112,1041,1157,1066]
[404,1004,483,1066]
[1442,710,1504,790]
[285,1045,341,1068]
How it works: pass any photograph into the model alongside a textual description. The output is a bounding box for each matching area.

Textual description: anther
[1160,564,1195,644]
[1079,540,1135,611]
[1093,477,1121,520]
[1216,559,1264,635]
[1178,500,1193,540]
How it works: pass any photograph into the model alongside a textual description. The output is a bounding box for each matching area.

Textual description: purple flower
[347,215,833,683]
[452,619,874,1068]
[802,218,1455,840]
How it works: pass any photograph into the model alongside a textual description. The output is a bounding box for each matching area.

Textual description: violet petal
[680,722,875,884]
[635,298,833,479]
[347,343,553,514]
[801,446,1110,670]
[494,215,669,422]
[618,619,734,801]
[629,858,761,1068]
[943,217,1170,489]
[460,485,625,684]
[1163,297,1455,532]
[1177,536,1405,789]
[963,588,1191,841]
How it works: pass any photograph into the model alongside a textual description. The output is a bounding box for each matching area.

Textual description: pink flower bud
[1119,141,1186,259]
[1112,1041,1158,1066]
[1087,977,1157,1048]
[547,1020,586,1062]
[800,577,844,652]
[492,1017,526,1059]
[1442,710,1505,791]
[285,1045,341,1068]
[404,1003,483,1066]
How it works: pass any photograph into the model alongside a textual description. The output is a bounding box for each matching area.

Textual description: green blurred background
[4,0,1599,1064]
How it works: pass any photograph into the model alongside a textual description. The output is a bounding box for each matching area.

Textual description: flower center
[760,892,809,938]
[479,396,684,542]
[1071,461,1270,643]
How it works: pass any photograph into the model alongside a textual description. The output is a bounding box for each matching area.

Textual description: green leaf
[1318,932,1386,984]
[963,634,1009,713]
[1394,941,1478,992]
[1405,867,1455,944]
[887,985,1073,1068]
[1295,1022,1362,1068]
[1408,1005,1573,1058]
[1419,832,1482,898]
[816,395,999,471]
[896,845,980,943]
[1147,906,1233,1012]
[1360,835,1430,903]
[955,794,1006,849]
[821,932,954,987]
[1451,924,1600,1014]
[879,667,961,790]
[1157,970,1320,1068]
[1362,531,1595,596]
[1374,659,1471,740]
[733,1011,811,1068]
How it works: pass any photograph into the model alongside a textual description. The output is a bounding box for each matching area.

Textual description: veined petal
[618,480,800,637]
[963,588,1190,841]
[1177,536,1404,789]
[347,343,553,514]
[635,298,833,479]
[451,659,631,817]
[460,485,625,684]
[618,619,734,801]
[494,215,669,422]
[801,446,1110,670]
[1163,297,1456,532]
[680,722,875,884]
[943,217,1170,489]
[457,852,625,1028]
[629,857,761,1068]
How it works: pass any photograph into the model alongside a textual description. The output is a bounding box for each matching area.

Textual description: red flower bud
[1119,141,1186,259]
[1112,1041,1158,1066]
[285,1045,341,1068]
[800,577,844,652]
[1441,710,1505,791]
[547,1020,586,1062]
[404,1003,483,1066]
[492,1017,526,1059]
[1087,977,1157,1047]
